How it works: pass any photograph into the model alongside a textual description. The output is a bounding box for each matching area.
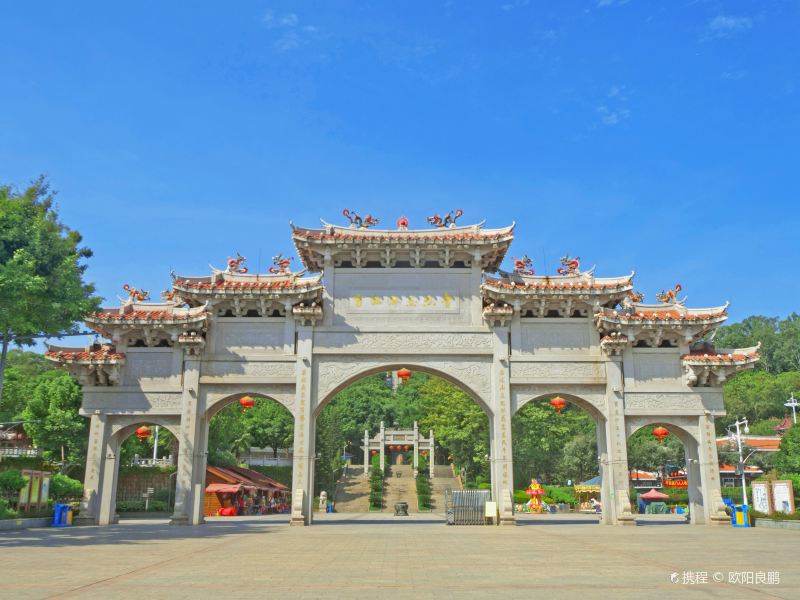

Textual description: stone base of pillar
[709,514,730,526]
[169,515,191,526]
[617,515,636,526]
[289,516,308,526]
[73,514,97,526]
[498,515,516,526]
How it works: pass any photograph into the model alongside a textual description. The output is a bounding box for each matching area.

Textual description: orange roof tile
[45,346,125,362]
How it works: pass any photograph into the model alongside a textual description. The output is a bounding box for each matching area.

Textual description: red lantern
[370,450,378,456]
[389,445,396,451]
[239,395,255,412]
[403,445,410,451]
[421,450,428,456]
[397,368,412,384]
[135,426,151,442]
[550,396,567,414]
[653,426,669,443]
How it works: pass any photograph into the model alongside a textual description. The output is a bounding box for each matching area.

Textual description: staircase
[332,467,371,513]
[382,464,415,512]
[430,465,461,512]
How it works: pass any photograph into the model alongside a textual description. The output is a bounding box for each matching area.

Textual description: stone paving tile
[1,515,798,599]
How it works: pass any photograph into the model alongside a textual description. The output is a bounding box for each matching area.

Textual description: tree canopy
[0,178,101,404]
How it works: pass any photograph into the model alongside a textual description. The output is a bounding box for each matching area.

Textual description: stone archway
[626,416,723,525]
[309,361,495,521]
[511,391,620,524]
[95,417,181,526]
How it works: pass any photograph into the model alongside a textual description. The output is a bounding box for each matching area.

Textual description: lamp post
[785,394,799,425]
[727,417,750,506]
[152,425,160,462]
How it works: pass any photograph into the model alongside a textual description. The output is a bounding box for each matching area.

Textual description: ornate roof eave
[681,343,760,387]
[84,301,210,337]
[44,344,126,365]
[482,270,634,298]
[44,344,125,386]
[594,301,730,344]
[290,221,515,272]
[172,271,323,299]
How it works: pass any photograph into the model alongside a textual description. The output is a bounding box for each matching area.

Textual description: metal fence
[445,489,490,525]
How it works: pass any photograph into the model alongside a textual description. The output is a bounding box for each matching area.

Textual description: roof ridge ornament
[427,209,463,228]
[557,255,581,276]
[512,255,535,276]
[268,254,293,275]
[122,284,149,303]
[226,253,248,274]
[622,289,644,309]
[656,283,684,304]
[342,209,379,229]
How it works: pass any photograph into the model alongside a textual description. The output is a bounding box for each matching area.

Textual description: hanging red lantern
[370,450,378,456]
[421,450,428,456]
[239,395,255,412]
[403,445,410,451]
[397,368,412,384]
[653,426,670,443]
[549,396,567,414]
[135,426,151,442]
[389,445,396,451]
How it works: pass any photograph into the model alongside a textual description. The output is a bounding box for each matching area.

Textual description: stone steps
[332,467,371,513]
[382,465,416,512]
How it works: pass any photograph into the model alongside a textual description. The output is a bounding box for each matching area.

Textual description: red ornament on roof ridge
[557,255,580,276]
[268,254,293,274]
[123,284,150,302]
[427,209,463,228]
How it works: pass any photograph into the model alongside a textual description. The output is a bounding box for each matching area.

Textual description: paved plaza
[2,515,799,599]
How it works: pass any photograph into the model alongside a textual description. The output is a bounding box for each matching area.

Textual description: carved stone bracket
[177,332,206,356]
[600,333,629,356]
[293,303,322,326]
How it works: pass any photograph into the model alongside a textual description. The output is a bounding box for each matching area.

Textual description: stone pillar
[379,421,386,472]
[413,421,419,476]
[685,438,704,524]
[604,358,634,525]
[170,355,204,525]
[76,413,110,524]
[363,429,370,475]
[97,432,120,526]
[429,430,435,478]
[290,325,314,526]
[697,413,729,525]
[491,325,515,525]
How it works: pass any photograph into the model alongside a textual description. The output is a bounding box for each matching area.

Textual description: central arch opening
[314,367,491,520]
[511,394,604,523]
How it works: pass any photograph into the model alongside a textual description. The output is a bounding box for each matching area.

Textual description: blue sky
[1,1,798,348]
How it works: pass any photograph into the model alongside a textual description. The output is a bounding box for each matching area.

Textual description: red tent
[641,488,669,500]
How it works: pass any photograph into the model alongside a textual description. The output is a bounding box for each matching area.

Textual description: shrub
[116,500,168,512]
[0,470,26,499]
[50,474,83,500]
[0,498,19,519]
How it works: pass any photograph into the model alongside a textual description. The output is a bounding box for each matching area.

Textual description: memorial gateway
[45,211,759,527]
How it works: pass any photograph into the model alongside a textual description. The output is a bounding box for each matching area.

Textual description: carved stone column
[604,358,635,525]
[290,325,314,526]
[491,326,515,525]
[76,413,110,525]
[97,431,120,526]
[170,355,203,525]
[697,413,730,525]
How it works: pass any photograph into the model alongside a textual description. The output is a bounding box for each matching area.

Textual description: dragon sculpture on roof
[427,209,463,228]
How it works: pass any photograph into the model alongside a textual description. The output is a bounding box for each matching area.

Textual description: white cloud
[705,14,753,39]
[261,10,317,51]
[721,69,747,80]
[597,0,632,7]
[501,0,529,11]
[596,105,631,126]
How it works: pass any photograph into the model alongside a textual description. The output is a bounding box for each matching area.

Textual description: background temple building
[46,211,759,526]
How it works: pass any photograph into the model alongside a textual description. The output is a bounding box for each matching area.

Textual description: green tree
[714,314,800,374]
[0,349,53,421]
[512,400,595,486]
[557,432,598,483]
[0,178,101,405]
[245,399,294,458]
[719,370,800,433]
[626,427,684,477]
[207,404,251,466]
[20,371,87,469]
[418,377,489,481]
[774,425,800,474]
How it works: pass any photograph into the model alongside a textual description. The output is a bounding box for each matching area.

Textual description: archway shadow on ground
[0,518,286,549]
